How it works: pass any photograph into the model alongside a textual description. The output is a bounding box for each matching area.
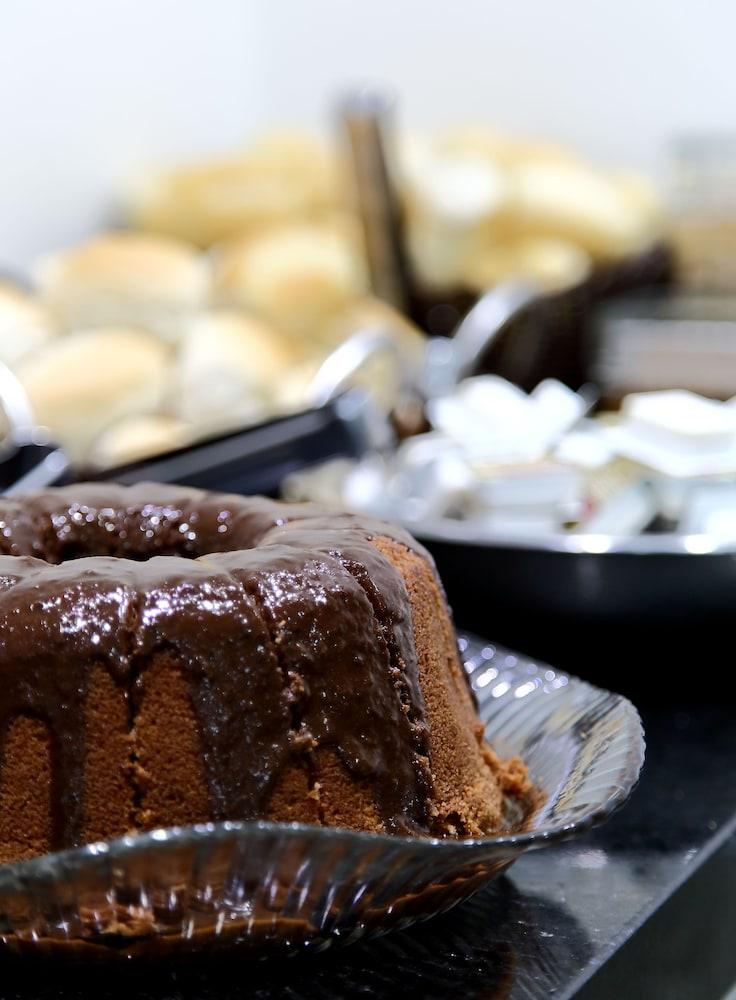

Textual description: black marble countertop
[1,706,734,1000]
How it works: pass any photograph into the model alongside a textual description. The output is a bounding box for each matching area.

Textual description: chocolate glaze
[0,485,437,848]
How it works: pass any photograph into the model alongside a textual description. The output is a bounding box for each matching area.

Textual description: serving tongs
[0,361,70,494]
[0,348,398,495]
[339,90,552,397]
[340,89,412,315]
[0,285,550,496]
[0,86,547,497]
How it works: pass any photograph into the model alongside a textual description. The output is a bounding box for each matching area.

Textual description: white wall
[1,0,733,271]
[0,0,264,271]
[257,0,733,172]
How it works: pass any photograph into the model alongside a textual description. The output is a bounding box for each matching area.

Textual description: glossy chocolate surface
[0,484,434,848]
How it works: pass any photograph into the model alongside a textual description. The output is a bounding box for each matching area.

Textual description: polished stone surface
[0,706,733,998]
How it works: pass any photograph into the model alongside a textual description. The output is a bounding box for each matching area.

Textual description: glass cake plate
[0,636,644,960]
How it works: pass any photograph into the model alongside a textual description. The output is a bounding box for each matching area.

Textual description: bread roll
[404,152,511,289]
[173,309,304,431]
[267,298,425,415]
[128,131,339,247]
[462,236,591,293]
[399,127,663,283]
[16,327,169,460]
[321,295,424,354]
[0,281,57,368]
[441,126,581,169]
[88,413,192,468]
[280,298,426,414]
[211,222,367,340]
[35,232,207,342]
[613,171,665,233]
[322,298,426,410]
[512,160,661,261]
[272,356,323,415]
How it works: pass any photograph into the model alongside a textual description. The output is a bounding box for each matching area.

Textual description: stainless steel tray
[414,517,736,621]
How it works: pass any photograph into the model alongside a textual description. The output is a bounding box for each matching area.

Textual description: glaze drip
[0,485,436,847]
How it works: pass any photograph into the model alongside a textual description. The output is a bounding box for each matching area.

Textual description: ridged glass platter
[0,635,644,959]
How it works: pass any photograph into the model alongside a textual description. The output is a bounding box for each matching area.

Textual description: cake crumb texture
[82,665,135,843]
[0,717,53,861]
[131,653,210,830]
[371,536,509,837]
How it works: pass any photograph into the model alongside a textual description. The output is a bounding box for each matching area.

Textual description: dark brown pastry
[0,484,527,865]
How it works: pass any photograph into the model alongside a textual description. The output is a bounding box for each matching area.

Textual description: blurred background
[2,11,735,991]
[1,0,732,265]
[2,0,736,687]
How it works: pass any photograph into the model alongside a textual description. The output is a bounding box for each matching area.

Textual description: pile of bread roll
[1,192,422,466]
[0,127,664,468]
[396,127,665,294]
[130,125,665,295]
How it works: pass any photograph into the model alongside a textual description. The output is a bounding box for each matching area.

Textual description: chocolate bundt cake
[0,485,527,865]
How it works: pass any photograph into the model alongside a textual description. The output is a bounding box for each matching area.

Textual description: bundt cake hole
[23,501,252,564]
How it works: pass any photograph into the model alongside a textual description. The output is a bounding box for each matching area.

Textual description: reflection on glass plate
[0,636,644,959]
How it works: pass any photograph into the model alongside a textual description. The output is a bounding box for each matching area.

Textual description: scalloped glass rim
[0,636,645,954]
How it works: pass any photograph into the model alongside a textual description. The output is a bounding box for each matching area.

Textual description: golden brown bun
[399,126,665,287]
[16,327,169,460]
[173,309,306,431]
[613,171,666,234]
[435,125,581,169]
[321,296,425,355]
[34,232,207,342]
[318,297,423,412]
[128,131,340,247]
[192,298,425,420]
[0,281,57,368]
[462,236,592,293]
[511,159,662,261]
[272,356,324,414]
[402,150,511,289]
[211,221,367,340]
[88,413,192,468]
[271,298,426,415]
